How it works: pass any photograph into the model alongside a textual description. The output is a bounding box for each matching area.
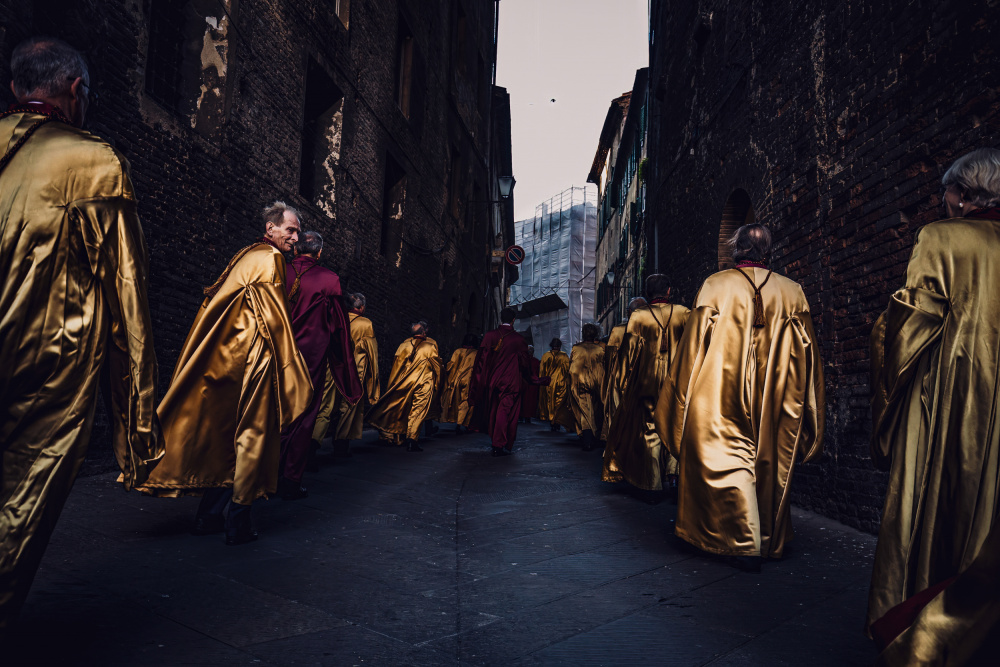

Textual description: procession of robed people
[3,37,1000,664]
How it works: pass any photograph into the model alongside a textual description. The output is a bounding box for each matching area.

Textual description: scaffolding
[509,185,598,356]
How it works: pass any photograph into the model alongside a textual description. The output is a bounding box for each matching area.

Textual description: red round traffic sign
[505,245,525,265]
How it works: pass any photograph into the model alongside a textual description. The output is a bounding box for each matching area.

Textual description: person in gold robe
[604,281,687,495]
[138,202,312,545]
[365,321,442,452]
[657,224,824,571]
[569,324,606,451]
[601,297,647,442]
[313,293,381,457]
[440,333,480,432]
[0,38,163,631]
[540,339,574,432]
[865,148,1000,663]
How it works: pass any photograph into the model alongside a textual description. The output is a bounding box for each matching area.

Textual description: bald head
[296,230,323,257]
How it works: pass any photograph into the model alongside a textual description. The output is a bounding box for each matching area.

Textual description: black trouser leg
[196,487,232,518]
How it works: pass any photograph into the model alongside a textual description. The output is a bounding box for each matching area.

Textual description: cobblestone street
[7,424,878,666]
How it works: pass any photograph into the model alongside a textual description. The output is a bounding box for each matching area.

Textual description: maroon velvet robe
[279,255,362,482]
[470,324,541,451]
[520,356,541,419]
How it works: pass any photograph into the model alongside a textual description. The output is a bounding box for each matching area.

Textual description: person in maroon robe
[278,231,362,498]
[520,345,542,424]
[470,307,548,457]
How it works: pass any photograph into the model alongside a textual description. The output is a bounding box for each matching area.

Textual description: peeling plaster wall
[0,0,504,469]
[646,0,1000,532]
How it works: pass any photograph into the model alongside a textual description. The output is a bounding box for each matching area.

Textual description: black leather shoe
[225,506,258,546]
[278,476,309,500]
[406,440,424,452]
[191,514,224,536]
[491,447,510,457]
[283,485,308,500]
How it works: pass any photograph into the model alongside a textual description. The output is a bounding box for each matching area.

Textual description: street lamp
[606,270,615,286]
[498,175,516,200]
[468,175,517,205]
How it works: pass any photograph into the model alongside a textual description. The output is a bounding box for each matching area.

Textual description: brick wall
[646,0,1000,532]
[0,0,507,468]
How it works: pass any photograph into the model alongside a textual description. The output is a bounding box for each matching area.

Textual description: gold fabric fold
[365,337,441,442]
[569,342,605,435]
[313,313,381,442]
[877,518,1000,665]
[1,114,162,628]
[138,245,312,505]
[440,348,477,427]
[866,218,1000,658]
[603,304,689,490]
[601,324,627,441]
[540,350,574,429]
[657,267,824,558]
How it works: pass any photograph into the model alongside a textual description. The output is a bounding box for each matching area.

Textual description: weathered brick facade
[0,0,515,464]
[646,0,1000,531]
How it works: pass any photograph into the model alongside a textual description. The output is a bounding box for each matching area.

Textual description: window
[145,0,233,137]
[396,20,414,118]
[380,155,407,260]
[334,0,349,27]
[300,59,344,215]
[145,0,188,112]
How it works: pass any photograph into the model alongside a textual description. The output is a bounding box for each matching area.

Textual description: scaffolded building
[509,186,598,356]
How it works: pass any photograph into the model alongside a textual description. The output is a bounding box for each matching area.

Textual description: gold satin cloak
[569,342,605,435]
[657,268,824,558]
[601,324,627,441]
[867,217,1000,661]
[314,313,381,442]
[604,304,689,490]
[440,348,477,427]
[540,350,574,429]
[0,114,162,628]
[366,336,441,442]
[138,244,312,505]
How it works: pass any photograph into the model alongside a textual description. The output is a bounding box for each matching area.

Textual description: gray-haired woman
[867,147,1000,662]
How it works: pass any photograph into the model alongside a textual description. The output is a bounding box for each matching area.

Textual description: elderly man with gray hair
[657,225,825,571]
[865,147,1000,662]
[138,202,312,545]
[0,37,162,630]
[277,231,361,499]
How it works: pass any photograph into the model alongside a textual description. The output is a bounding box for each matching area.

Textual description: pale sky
[497,0,650,222]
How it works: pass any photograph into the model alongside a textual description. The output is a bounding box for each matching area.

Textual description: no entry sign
[505,245,525,265]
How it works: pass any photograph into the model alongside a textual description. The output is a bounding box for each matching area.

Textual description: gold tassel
[753,290,766,328]
[735,267,773,329]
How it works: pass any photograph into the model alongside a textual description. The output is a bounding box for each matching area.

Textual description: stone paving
[6,423,879,666]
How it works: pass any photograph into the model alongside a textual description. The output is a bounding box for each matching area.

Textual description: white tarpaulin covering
[509,186,597,358]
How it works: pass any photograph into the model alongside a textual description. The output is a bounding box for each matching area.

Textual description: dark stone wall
[0,0,506,469]
[646,0,1000,532]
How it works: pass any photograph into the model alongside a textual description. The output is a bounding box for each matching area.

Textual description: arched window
[718,189,755,270]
